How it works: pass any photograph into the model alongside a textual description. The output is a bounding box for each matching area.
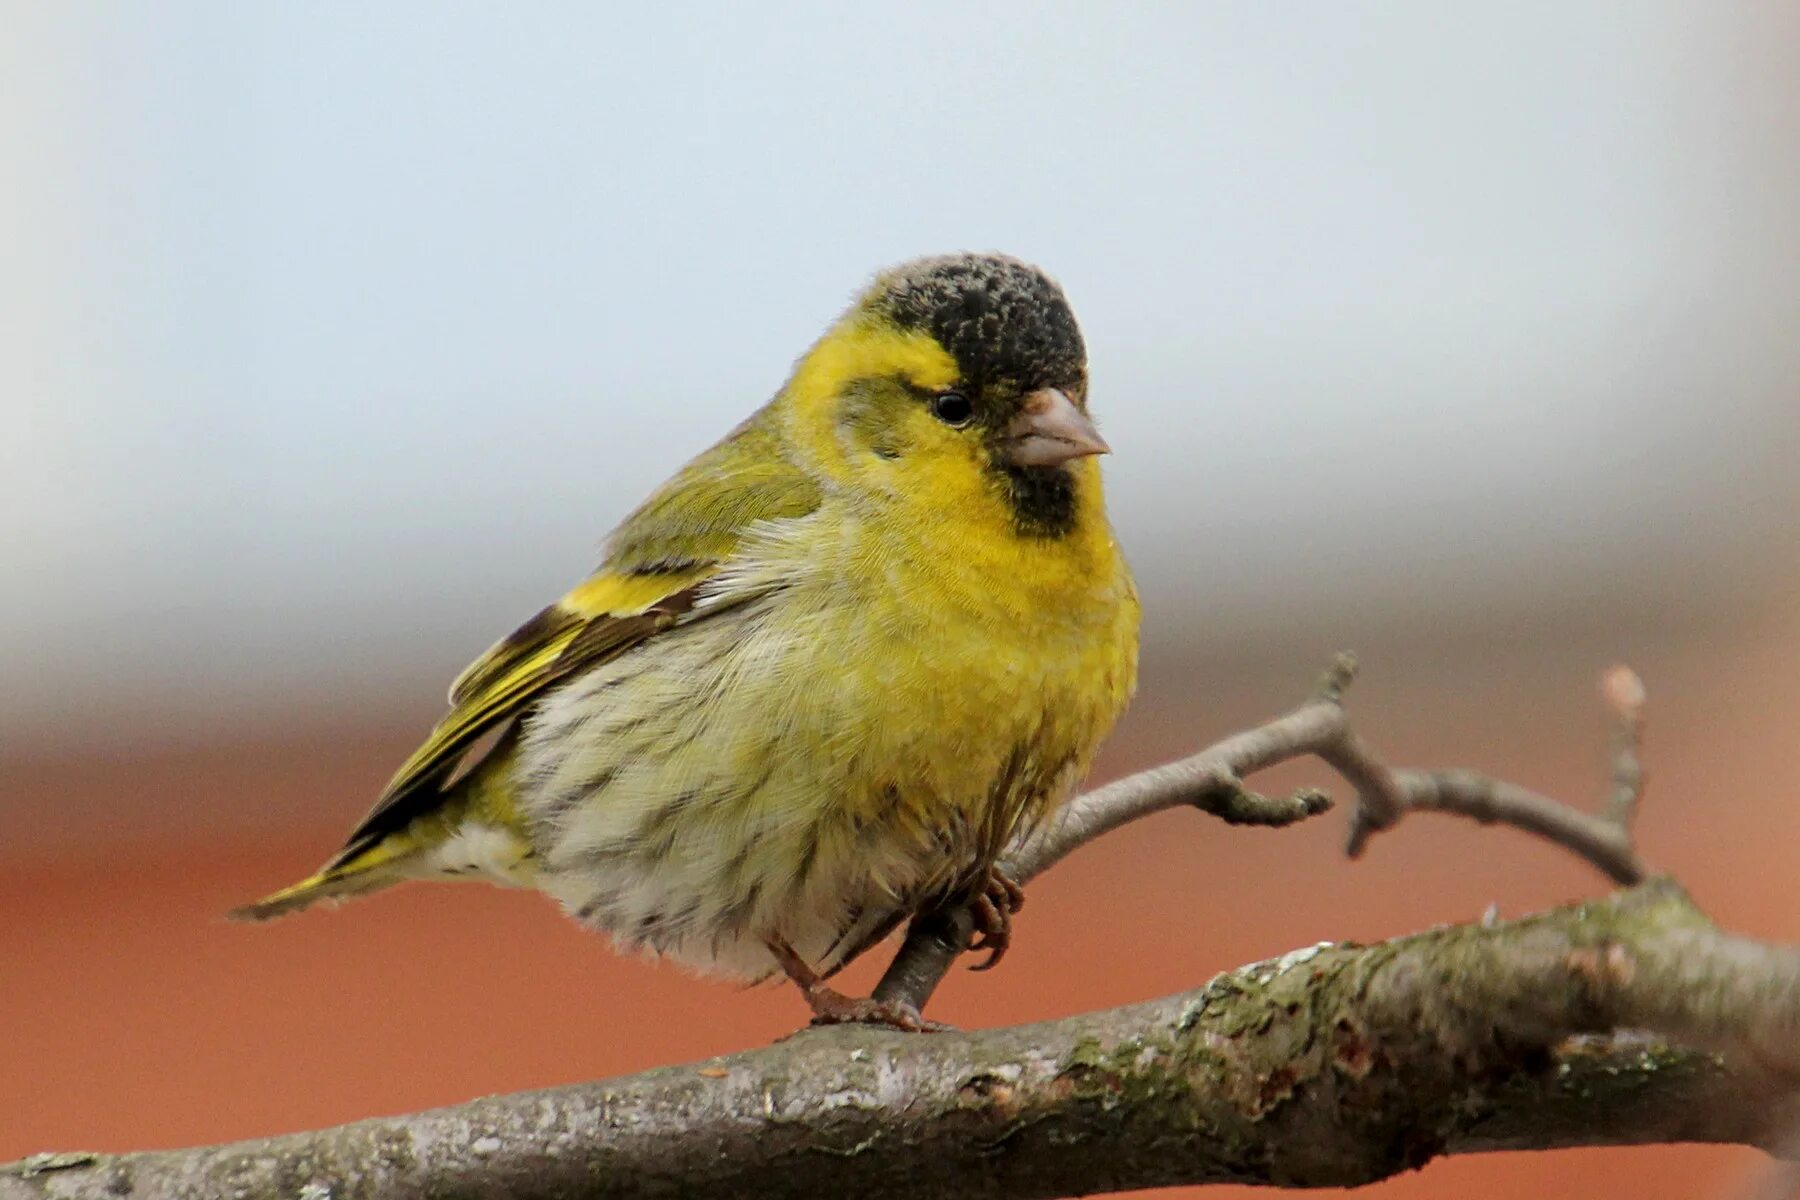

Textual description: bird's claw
[966,866,1026,972]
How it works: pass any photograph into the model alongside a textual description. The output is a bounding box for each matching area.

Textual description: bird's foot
[804,988,951,1032]
[766,934,951,1032]
[966,865,1026,972]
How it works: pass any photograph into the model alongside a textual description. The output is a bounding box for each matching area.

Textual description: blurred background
[4,3,1798,1196]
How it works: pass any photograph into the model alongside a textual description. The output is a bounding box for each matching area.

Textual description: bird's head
[782,253,1107,538]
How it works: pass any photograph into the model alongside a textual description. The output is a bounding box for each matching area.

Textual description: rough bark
[7,880,1797,1200]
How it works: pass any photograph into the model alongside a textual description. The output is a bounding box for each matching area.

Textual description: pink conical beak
[1003,388,1109,467]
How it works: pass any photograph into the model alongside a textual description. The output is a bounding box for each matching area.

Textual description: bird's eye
[929,391,974,427]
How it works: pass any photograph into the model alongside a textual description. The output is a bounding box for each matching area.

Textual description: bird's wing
[326,403,820,866]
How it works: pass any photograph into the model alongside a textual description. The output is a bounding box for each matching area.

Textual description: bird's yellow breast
[742,454,1138,853]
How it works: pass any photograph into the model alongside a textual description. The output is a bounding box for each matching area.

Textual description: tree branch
[9,660,1794,1199]
[7,881,1796,1200]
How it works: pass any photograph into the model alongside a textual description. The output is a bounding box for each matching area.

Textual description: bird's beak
[1004,388,1110,467]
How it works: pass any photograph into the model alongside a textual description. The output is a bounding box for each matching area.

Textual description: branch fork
[877,653,1650,1013]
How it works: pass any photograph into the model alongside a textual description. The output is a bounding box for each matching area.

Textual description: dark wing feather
[324,401,821,867]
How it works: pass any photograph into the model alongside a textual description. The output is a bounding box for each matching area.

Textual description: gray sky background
[3,3,1797,751]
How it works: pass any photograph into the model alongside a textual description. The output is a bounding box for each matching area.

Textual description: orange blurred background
[5,5,1799,1197]
[9,602,1800,1198]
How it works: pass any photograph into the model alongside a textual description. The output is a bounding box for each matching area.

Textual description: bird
[233,252,1140,1028]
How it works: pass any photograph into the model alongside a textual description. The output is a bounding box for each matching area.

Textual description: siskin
[235,253,1140,1028]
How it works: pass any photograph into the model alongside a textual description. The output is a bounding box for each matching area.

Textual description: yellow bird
[235,253,1140,1027]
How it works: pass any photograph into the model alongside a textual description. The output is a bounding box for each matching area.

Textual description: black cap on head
[872,254,1085,393]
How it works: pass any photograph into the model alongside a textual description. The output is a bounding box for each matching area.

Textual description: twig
[7,881,1795,1200]
[1602,664,1649,828]
[1338,661,1648,874]
[877,655,1650,1014]
[1387,769,1642,883]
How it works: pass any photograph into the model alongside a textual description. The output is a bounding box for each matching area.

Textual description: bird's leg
[765,936,949,1032]
[965,864,1026,972]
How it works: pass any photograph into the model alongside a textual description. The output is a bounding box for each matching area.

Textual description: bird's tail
[227,838,417,921]
[229,751,534,922]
